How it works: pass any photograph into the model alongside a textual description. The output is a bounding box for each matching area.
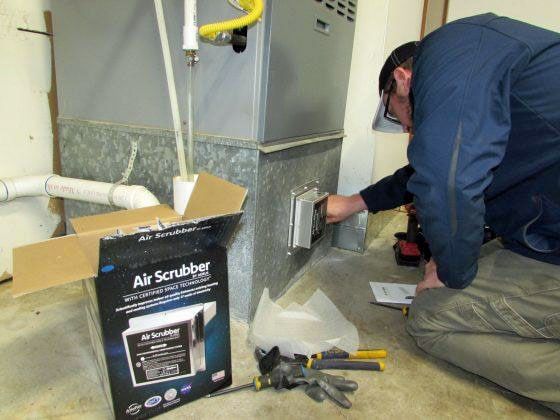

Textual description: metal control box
[294,189,329,248]
[288,180,329,253]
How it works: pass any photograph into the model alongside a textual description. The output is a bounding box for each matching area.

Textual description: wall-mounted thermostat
[288,180,329,254]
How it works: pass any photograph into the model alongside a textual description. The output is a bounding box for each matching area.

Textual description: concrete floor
[1,215,556,419]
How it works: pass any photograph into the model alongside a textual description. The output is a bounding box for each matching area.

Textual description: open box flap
[70,204,180,234]
[71,204,182,274]
[184,172,247,220]
[98,212,244,269]
[12,235,96,296]
[12,205,181,296]
[12,174,247,297]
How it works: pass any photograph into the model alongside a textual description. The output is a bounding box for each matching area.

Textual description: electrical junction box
[294,189,329,248]
[288,180,329,253]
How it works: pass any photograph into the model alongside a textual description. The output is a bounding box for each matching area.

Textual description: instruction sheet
[369,282,416,305]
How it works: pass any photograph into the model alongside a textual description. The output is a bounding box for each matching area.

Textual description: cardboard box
[12,173,247,419]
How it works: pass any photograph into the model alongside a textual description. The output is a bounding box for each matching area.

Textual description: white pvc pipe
[173,174,198,215]
[154,0,189,179]
[0,175,160,210]
[185,64,195,181]
[183,0,199,51]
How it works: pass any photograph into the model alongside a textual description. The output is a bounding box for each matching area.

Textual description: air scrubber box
[12,173,247,419]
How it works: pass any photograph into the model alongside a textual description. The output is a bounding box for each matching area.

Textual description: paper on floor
[370,282,416,305]
[248,288,359,358]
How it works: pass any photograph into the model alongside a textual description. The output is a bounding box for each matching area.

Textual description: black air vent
[314,0,357,24]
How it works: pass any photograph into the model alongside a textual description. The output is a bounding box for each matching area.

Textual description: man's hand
[416,259,445,294]
[326,194,368,224]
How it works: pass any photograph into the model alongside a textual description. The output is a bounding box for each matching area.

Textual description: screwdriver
[312,349,387,360]
[208,363,302,398]
[207,374,273,397]
[306,358,385,371]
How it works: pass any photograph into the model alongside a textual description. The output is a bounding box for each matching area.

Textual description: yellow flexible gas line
[198,0,263,41]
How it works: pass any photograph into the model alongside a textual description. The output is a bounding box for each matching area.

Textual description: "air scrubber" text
[132,262,210,289]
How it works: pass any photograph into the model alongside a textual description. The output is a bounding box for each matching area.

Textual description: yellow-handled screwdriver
[208,361,305,398]
[312,349,387,360]
[207,371,281,398]
[306,358,385,371]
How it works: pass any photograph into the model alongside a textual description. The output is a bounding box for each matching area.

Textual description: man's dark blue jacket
[360,14,560,288]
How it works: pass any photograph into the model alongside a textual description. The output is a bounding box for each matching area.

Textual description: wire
[17,27,52,37]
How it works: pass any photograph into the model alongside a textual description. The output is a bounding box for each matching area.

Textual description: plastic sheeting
[248,288,359,358]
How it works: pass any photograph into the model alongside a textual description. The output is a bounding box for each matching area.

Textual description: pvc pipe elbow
[0,178,15,202]
[0,175,56,202]
[131,186,160,209]
[121,185,160,209]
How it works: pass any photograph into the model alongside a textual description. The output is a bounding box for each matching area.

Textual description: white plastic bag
[248,288,359,358]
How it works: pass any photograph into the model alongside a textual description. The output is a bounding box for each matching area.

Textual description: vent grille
[314,0,357,23]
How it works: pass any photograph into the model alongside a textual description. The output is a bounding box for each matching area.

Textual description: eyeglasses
[383,81,401,125]
[372,81,406,134]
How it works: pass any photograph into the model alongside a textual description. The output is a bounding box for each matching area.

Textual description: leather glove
[298,367,358,409]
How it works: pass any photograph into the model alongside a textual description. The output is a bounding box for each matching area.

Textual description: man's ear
[393,67,412,97]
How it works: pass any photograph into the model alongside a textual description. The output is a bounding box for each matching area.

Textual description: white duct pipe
[183,0,199,51]
[0,175,160,210]
[173,174,198,215]
[154,0,190,179]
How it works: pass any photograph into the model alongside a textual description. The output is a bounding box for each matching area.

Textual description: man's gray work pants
[407,241,560,414]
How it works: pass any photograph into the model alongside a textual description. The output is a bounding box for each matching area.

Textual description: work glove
[268,361,305,389]
[299,367,358,409]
